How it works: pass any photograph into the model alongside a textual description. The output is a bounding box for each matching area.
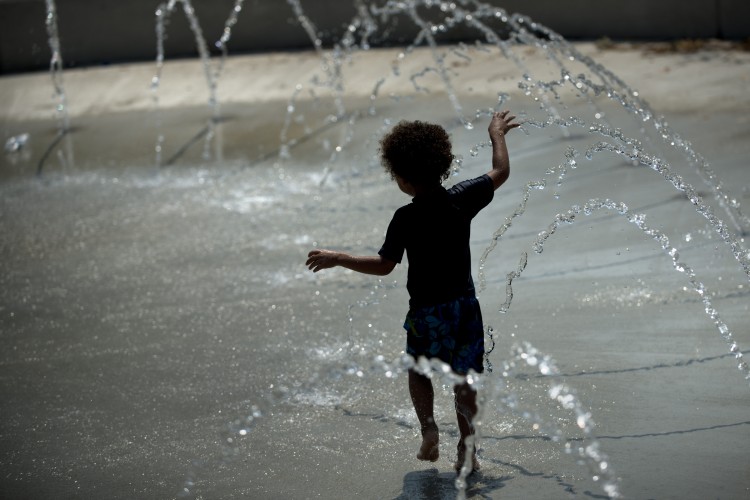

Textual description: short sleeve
[447,174,494,219]
[378,207,407,264]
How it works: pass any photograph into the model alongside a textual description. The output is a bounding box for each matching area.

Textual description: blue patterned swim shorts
[404,295,485,374]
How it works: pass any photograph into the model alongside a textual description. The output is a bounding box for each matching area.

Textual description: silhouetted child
[306,110,519,472]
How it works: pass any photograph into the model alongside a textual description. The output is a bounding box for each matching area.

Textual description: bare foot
[455,445,480,474]
[454,454,480,474]
[416,427,439,462]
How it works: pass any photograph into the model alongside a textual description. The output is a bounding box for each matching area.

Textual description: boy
[306,110,519,472]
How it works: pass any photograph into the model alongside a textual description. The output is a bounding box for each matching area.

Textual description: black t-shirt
[378,174,494,307]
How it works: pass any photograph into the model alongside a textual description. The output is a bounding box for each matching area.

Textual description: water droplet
[577,415,586,429]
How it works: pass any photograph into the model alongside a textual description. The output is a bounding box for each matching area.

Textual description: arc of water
[466,5,639,148]
[44,0,69,134]
[477,119,749,297]
[368,77,386,116]
[403,4,472,129]
[278,84,305,162]
[152,4,169,165]
[584,137,750,282]
[278,0,749,384]
[151,0,246,165]
[279,1,579,177]
[409,66,439,93]
[215,0,245,69]
[281,0,359,179]
[366,0,580,160]
[369,0,552,132]
[459,4,573,134]
[530,24,749,235]
[286,0,346,119]
[281,1,519,178]
[476,177,545,294]
[495,198,749,385]
[448,1,749,241]
[154,0,219,116]
[36,0,75,176]
[516,35,615,132]
[352,0,379,50]
[281,1,409,179]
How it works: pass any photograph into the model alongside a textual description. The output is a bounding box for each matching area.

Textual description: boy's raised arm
[486,110,519,190]
[306,249,396,276]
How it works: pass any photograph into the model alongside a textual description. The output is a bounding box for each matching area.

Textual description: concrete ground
[0,43,749,499]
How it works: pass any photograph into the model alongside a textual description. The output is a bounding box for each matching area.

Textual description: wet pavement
[1,43,749,499]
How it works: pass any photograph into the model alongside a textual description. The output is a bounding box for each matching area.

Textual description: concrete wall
[1,0,748,74]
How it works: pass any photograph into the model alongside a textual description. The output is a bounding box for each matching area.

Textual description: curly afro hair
[379,120,454,186]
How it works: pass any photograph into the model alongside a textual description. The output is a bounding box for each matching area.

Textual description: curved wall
[1,0,748,74]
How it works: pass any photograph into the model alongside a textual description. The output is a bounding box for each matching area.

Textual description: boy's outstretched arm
[486,110,520,190]
[306,249,396,276]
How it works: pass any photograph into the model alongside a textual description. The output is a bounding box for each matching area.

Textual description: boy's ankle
[421,422,439,436]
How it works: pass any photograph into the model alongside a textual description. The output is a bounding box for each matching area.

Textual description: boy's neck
[410,182,442,198]
[395,175,442,198]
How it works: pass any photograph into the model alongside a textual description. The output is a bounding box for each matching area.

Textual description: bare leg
[408,369,439,462]
[454,382,480,472]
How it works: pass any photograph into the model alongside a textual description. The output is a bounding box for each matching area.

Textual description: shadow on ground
[393,467,510,500]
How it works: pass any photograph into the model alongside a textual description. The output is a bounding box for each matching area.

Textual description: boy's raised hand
[488,110,519,139]
[486,110,519,190]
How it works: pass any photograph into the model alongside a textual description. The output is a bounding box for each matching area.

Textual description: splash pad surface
[1,39,749,499]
